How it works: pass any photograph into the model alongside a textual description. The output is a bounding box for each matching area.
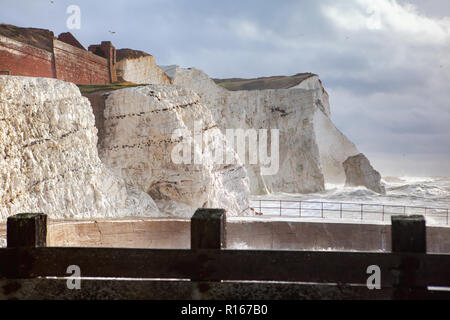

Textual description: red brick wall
[0,35,112,84]
[0,35,55,78]
[53,39,110,85]
[57,32,86,50]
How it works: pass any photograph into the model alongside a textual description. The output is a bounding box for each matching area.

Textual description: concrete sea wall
[2,218,447,253]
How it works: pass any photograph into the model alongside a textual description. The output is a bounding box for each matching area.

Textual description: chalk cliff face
[0,76,159,222]
[116,49,172,85]
[0,68,369,221]
[343,153,386,194]
[99,84,250,217]
[161,66,359,193]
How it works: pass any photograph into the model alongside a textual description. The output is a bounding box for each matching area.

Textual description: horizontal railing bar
[1,247,449,287]
[257,208,448,216]
[250,199,449,211]
[255,208,437,215]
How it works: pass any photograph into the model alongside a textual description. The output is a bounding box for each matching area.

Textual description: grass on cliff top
[77,82,147,94]
[213,73,316,91]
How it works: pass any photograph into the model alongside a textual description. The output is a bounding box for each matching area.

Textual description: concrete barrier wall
[228,219,391,251]
[227,218,450,253]
[1,218,448,253]
[47,218,190,248]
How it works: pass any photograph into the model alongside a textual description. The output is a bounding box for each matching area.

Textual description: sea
[249,176,450,226]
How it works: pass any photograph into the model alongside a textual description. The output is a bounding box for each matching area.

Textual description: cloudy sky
[1,0,450,177]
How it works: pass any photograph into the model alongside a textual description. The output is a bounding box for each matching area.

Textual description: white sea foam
[250,176,450,226]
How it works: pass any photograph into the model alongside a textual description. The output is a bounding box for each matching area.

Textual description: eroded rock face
[343,153,386,194]
[99,84,250,217]
[0,76,159,222]
[116,50,172,85]
[161,66,360,192]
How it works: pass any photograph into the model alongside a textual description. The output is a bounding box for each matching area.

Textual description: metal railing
[245,199,450,225]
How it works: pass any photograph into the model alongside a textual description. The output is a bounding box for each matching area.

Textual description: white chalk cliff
[98,84,250,217]
[161,66,360,193]
[0,76,159,222]
[0,64,371,222]
[116,49,172,85]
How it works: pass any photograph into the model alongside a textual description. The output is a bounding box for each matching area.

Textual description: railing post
[280,200,282,216]
[191,208,226,283]
[340,203,342,219]
[391,215,427,299]
[259,200,262,215]
[299,201,302,217]
[7,213,47,247]
[321,202,324,218]
[382,205,385,222]
[191,208,226,250]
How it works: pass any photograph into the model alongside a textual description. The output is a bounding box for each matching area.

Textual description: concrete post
[190,208,226,282]
[191,208,226,250]
[391,215,426,253]
[7,213,47,247]
[391,215,426,299]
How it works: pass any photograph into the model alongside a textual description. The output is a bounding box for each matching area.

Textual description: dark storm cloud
[0,0,449,176]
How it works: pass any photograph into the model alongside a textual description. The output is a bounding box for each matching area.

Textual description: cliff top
[117,48,152,62]
[77,82,146,94]
[0,23,54,52]
[213,73,316,91]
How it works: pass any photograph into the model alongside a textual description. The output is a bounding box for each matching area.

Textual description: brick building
[0,24,117,84]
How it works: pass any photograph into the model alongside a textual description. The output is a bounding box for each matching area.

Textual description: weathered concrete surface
[343,153,386,194]
[228,219,392,251]
[47,218,190,248]
[1,218,447,253]
[228,218,448,253]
